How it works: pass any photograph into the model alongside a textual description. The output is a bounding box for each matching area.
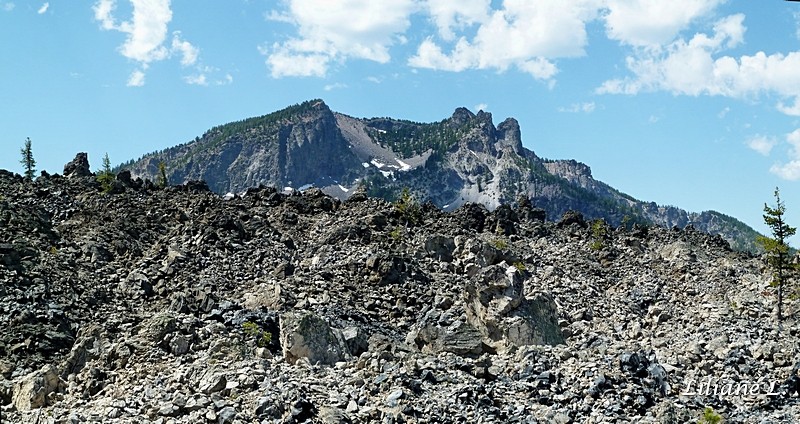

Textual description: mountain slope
[123,99,761,252]
[124,100,364,195]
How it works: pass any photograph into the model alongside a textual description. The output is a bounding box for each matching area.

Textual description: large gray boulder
[465,262,563,351]
[407,319,484,357]
[280,311,348,365]
[11,365,63,411]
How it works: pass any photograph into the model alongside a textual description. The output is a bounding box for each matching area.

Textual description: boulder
[60,324,103,378]
[424,235,455,262]
[557,210,587,229]
[280,311,347,365]
[465,263,563,350]
[63,152,92,178]
[407,319,484,357]
[11,365,63,411]
[138,313,177,346]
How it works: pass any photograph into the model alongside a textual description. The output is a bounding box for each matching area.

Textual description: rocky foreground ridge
[0,156,799,423]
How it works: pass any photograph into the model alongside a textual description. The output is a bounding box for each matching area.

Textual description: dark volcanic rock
[0,166,796,423]
[62,152,91,178]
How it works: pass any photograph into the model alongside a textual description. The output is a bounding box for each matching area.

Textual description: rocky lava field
[0,156,798,423]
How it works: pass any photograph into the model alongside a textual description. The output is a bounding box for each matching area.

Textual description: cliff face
[126,101,363,194]
[122,99,761,252]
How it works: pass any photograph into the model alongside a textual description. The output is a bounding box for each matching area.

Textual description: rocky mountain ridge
[122,99,761,252]
[0,159,798,423]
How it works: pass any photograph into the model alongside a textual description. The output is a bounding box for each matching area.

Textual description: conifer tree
[19,137,36,179]
[756,188,797,323]
[157,161,168,188]
[97,152,115,193]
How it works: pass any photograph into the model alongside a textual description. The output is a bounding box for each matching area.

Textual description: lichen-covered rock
[407,319,484,357]
[138,313,177,346]
[280,311,347,365]
[11,365,63,411]
[465,263,563,350]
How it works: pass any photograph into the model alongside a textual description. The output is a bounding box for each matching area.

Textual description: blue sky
[1,1,800,237]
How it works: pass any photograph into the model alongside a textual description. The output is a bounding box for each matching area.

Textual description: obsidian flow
[0,157,797,422]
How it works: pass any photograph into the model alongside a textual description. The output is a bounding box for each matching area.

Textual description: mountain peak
[308,98,329,111]
[121,101,762,252]
[451,107,476,125]
[496,117,523,154]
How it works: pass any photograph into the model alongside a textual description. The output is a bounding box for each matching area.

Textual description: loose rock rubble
[0,157,798,423]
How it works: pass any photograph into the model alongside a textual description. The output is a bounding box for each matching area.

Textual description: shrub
[698,407,723,424]
[590,218,609,251]
[394,187,421,224]
[157,161,168,188]
[492,238,508,250]
[242,321,272,348]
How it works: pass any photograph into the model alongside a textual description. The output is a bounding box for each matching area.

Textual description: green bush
[157,161,168,188]
[590,218,609,251]
[492,238,508,250]
[698,407,723,424]
[242,321,272,348]
[394,187,421,224]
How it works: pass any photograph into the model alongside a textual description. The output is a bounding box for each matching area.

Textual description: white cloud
[262,1,729,82]
[777,97,800,117]
[266,47,329,78]
[93,0,115,29]
[787,128,800,155]
[366,76,382,84]
[409,1,600,81]
[596,13,800,113]
[2,2,14,12]
[265,0,416,78]
[184,74,207,86]
[603,0,726,47]
[323,82,347,91]
[559,102,595,113]
[118,0,172,63]
[423,0,489,41]
[717,106,730,118]
[771,161,800,180]
[37,2,48,14]
[94,1,204,85]
[769,129,800,180]
[94,0,172,63]
[218,74,233,85]
[598,14,748,95]
[183,67,233,86]
[746,135,776,156]
[474,103,488,112]
[172,31,198,66]
[127,69,145,87]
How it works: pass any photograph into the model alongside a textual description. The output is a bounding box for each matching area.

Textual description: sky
[1,0,800,238]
